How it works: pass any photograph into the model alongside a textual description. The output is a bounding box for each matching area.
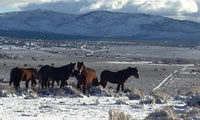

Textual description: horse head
[128,67,139,79]
[77,61,85,75]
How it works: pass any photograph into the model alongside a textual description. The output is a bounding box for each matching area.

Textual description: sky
[0,0,199,22]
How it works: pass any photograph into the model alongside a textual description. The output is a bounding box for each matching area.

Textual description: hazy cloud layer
[0,0,200,22]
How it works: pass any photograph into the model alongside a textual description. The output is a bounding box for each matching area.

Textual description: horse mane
[59,64,71,70]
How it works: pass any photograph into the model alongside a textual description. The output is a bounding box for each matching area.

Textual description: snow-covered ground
[1,39,200,120]
[0,89,186,120]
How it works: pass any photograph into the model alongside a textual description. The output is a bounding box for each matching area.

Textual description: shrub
[145,106,178,120]
[108,109,132,120]
[150,90,170,104]
[125,87,144,100]
[181,107,200,119]
[186,93,200,106]
[89,86,115,97]
[139,96,155,104]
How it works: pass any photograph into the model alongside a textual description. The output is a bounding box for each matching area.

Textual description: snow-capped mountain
[0,9,200,40]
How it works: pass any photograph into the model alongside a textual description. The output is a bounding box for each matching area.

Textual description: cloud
[81,0,198,15]
[0,0,199,22]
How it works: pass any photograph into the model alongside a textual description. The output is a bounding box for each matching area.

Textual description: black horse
[39,63,76,88]
[100,67,139,92]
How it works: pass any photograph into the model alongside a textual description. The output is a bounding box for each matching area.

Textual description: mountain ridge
[0,9,200,40]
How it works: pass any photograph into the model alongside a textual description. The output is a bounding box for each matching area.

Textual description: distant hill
[0,9,200,40]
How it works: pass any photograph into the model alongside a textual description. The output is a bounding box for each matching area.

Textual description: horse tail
[9,67,20,86]
[10,67,22,89]
[99,71,104,85]
[99,71,108,88]
[38,69,43,88]
[9,68,15,86]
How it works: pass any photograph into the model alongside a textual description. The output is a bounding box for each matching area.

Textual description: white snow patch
[0,94,186,120]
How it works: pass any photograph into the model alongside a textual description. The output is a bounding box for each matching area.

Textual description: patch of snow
[0,89,187,120]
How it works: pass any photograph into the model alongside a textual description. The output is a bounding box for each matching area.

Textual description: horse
[71,70,85,89]
[76,61,99,94]
[22,68,38,87]
[99,67,139,92]
[9,67,38,89]
[39,63,76,88]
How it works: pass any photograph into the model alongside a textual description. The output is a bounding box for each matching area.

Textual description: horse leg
[77,80,81,89]
[31,80,34,87]
[100,78,107,88]
[25,80,29,88]
[41,80,44,89]
[41,79,46,89]
[14,80,20,90]
[47,79,50,88]
[82,85,86,94]
[65,81,68,86]
[60,81,64,88]
[121,83,125,92]
[56,80,60,86]
[116,83,120,92]
[87,84,91,94]
[102,81,108,88]
[14,82,18,90]
[51,80,54,88]
[31,79,36,87]
[15,83,19,90]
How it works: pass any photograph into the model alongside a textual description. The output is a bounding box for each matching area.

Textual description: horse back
[100,70,119,83]
[21,69,32,81]
[101,70,115,77]
[86,68,97,78]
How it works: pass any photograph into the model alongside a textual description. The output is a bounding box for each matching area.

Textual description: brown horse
[76,62,99,94]
[39,63,76,88]
[100,67,139,92]
[9,67,38,89]
[21,68,38,88]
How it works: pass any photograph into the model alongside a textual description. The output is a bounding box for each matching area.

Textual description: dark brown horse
[71,70,85,89]
[76,62,99,94]
[9,67,38,89]
[100,67,139,92]
[39,63,76,88]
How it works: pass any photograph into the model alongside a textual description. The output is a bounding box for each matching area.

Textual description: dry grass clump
[89,86,116,97]
[0,90,9,97]
[125,87,144,100]
[108,109,132,120]
[180,107,200,119]
[139,96,155,104]
[38,86,83,98]
[150,90,170,104]
[145,106,179,120]
[115,99,128,105]
[186,93,200,107]
[184,86,200,96]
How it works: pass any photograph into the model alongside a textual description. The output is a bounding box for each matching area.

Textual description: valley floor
[1,40,200,119]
